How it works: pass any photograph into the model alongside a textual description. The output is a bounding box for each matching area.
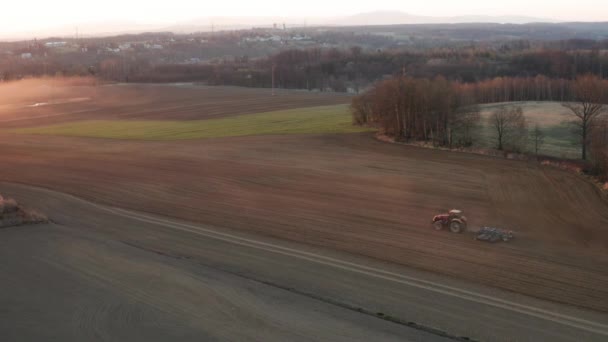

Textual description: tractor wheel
[433,221,443,230]
[449,221,464,233]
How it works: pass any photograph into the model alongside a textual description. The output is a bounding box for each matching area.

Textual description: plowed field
[1,131,607,311]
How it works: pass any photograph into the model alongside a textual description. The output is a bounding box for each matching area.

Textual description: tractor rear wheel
[449,221,464,233]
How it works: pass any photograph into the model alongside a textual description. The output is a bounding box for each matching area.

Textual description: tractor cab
[449,209,464,218]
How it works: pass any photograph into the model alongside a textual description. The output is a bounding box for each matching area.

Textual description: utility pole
[122,50,128,83]
[271,63,276,96]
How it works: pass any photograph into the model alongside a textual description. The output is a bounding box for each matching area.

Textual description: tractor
[432,209,467,233]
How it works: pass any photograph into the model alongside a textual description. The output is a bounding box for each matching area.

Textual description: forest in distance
[121,44,608,90]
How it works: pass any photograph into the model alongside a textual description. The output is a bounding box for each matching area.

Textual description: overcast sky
[2,0,607,34]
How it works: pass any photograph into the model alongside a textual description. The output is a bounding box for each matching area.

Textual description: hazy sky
[2,0,607,33]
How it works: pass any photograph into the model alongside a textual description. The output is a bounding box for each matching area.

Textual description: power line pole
[271,63,276,96]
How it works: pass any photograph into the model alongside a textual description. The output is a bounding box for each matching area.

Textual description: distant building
[20,52,32,59]
[144,43,164,50]
[244,35,281,43]
[45,41,67,48]
[291,35,310,41]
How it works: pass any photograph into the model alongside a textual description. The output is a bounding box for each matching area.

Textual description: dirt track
[0,208,437,342]
[6,184,607,341]
[0,83,350,128]
[1,132,607,312]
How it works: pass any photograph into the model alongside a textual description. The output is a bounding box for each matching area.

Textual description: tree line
[4,40,608,90]
[351,76,480,147]
[98,45,608,91]
[351,75,608,175]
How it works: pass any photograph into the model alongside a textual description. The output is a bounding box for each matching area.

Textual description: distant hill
[0,21,162,41]
[163,16,308,33]
[163,12,557,35]
[332,11,555,26]
[325,21,608,41]
[3,12,605,41]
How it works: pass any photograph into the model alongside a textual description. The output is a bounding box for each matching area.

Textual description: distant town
[1,22,607,93]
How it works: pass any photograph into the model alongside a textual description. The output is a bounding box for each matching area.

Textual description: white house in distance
[20,52,32,59]
[45,41,67,48]
[144,43,164,50]
[244,35,282,43]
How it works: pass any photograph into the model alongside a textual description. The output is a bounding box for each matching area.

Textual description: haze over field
[1,0,607,39]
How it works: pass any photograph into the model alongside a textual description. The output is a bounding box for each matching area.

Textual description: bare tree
[530,123,545,156]
[489,106,528,151]
[590,118,608,180]
[450,105,481,147]
[350,90,374,125]
[562,74,607,160]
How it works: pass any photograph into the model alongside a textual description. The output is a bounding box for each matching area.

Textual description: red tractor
[432,209,467,233]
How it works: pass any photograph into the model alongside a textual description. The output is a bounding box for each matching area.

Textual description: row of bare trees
[459,75,608,104]
[101,46,608,90]
[487,107,548,154]
[488,106,527,151]
[480,75,608,160]
[351,76,480,147]
[352,74,607,165]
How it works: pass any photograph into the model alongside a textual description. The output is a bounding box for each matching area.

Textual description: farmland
[3,82,585,159]
[11,105,371,140]
[2,83,608,310]
[477,102,581,158]
[12,101,583,159]
[0,80,351,128]
[3,3,608,339]
[1,82,608,341]
[2,130,608,311]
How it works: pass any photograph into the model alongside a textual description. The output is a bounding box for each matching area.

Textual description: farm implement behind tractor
[431,209,514,243]
[475,227,514,243]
